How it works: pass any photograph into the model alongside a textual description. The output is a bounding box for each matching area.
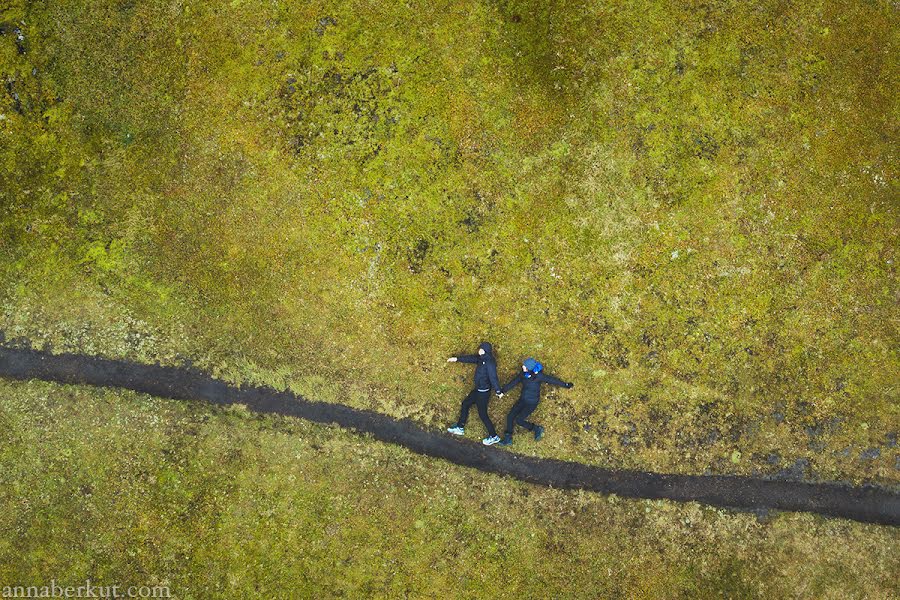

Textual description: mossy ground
[2,0,896,483]
[1,379,898,598]
[0,0,897,589]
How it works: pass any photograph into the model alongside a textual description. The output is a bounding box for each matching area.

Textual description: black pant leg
[515,402,539,431]
[456,389,478,427]
[505,400,524,436]
[474,391,497,437]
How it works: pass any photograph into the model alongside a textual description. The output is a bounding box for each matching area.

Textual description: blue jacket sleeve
[501,373,523,394]
[539,373,571,388]
[454,355,478,364]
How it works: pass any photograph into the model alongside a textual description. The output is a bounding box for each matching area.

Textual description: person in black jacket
[446,342,503,445]
[498,357,573,446]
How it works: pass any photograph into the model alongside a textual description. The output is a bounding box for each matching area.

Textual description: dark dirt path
[1,345,897,526]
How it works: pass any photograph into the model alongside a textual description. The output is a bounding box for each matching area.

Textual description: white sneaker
[447,426,465,436]
[482,435,501,446]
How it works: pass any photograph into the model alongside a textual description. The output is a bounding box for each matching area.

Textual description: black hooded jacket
[501,370,571,404]
[453,342,502,394]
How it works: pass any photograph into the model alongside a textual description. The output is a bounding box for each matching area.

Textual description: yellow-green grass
[0,379,897,598]
[0,0,897,483]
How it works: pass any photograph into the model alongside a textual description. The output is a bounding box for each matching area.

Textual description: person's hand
[447,357,457,362]
[565,382,574,389]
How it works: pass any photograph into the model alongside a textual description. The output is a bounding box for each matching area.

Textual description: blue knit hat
[523,357,543,377]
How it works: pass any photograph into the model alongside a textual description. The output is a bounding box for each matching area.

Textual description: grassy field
[0,0,897,593]
[1,379,898,598]
[2,0,896,482]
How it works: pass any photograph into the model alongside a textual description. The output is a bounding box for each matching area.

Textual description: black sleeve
[539,373,569,387]
[501,373,523,394]
[454,355,479,364]
[487,361,501,393]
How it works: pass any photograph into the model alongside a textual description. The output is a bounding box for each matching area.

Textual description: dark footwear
[534,426,544,441]
[498,434,513,447]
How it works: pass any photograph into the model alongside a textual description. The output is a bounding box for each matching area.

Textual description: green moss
[0,0,897,486]
[1,380,897,598]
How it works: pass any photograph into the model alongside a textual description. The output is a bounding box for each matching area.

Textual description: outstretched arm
[501,372,523,394]
[540,373,573,388]
[448,354,479,364]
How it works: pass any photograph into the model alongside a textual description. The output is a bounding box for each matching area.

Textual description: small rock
[13,27,25,54]
[774,458,809,481]
[860,447,881,460]
[315,15,337,35]
[804,423,824,438]
[752,508,772,524]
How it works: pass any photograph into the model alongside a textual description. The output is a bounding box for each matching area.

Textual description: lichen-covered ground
[3,0,896,483]
[0,0,897,593]
[1,380,898,598]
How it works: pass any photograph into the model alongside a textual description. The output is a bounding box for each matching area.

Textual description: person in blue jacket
[498,357,573,446]
[446,342,503,445]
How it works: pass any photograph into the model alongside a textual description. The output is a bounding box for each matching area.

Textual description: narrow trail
[1,345,897,526]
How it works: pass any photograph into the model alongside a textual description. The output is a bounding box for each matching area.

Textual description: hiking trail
[1,345,897,526]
